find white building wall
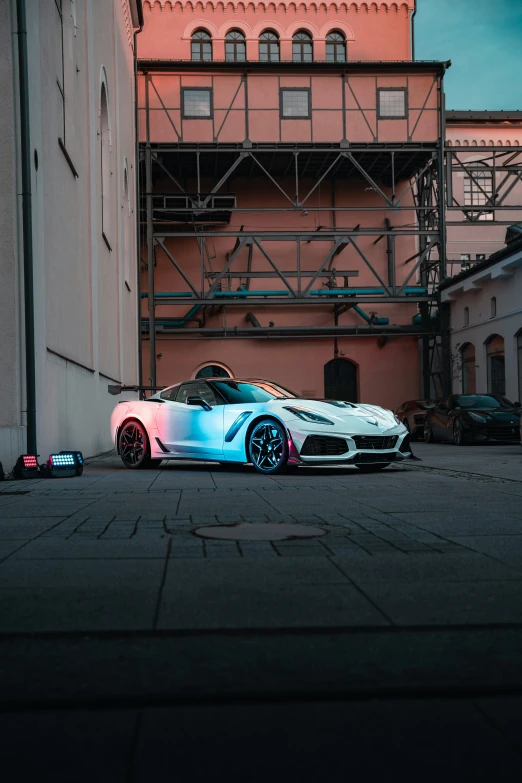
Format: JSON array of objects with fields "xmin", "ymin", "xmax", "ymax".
[
  {"xmin": 443, "ymin": 249, "xmax": 522, "ymax": 402},
  {"xmin": 0, "ymin": 0, "xmax": 140, "ymax": 469}
]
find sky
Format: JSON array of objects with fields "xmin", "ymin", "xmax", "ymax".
[{"xmin": 415, "ymin": 0, "xmax": 522, "ymax": 110}]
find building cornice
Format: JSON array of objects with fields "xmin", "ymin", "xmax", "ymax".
[
  {"xmin": 143, "ymin": 1, "xmax": 414, "ymax": 13},
  {"xmin": 138, "ymin": 57, "xmax": 447, "ymax": 73}
]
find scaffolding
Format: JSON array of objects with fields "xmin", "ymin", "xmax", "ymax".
[{"xmin": 138, "ymin": 62, "xmax": 522, "ymax": 399}]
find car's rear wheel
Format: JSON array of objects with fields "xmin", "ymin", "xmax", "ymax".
[
  {"xmin": 119, "ymin": 420, "xmax": 162, "ymax": 470},
  {"xmin": 424, "ymin": 419, "xmax": 434, "ymax": 443},
  {"xmin": 248, "ymin": 419, "xmax": 289, "ymax": 474},
  {"xmin": 453, "ymin": 418, "xmax": 466, "ymax": 446},
  {"xmin": 355, "ymin": 463, "xmax": 391, "ymax": 472}
]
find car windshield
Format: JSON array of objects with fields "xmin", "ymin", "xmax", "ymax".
[
  {"xmin": 415, "ymin": 400, "xmax": 437, "ymax": 409},
  {"xmin": 210, "ymin": 380, "xmax": 300, "ymax": 404},
  {"xmin": 454, "ymin": 395, "xmax": 513, "ymax": 410}
]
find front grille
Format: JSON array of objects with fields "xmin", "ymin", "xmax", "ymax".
[
  {"xmin": 354, "ymin": 452, "xmax": 397, "ymax": 464},
  {"xmin": 399, "ymin": 434, "xmax": 411, "ymax": 454},
  {"xmin": 300, "ymin": 435, "xmax": 348, "ymax": 456},
  {"xmin": 486, "ymin": 426, "xmax": 520, "ymax": 442},
  {"xmin": 352, "ymin": 435, "xmax": 398, "ymax": 450}
]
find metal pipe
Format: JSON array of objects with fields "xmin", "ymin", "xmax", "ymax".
[
  {"xmin": 134, "ymin": 16, "xmax": 144, "ymax": 388},
  {"xmin": 145, "ymin": 325, "xmax": 430, "ymax": 336},
  {"xmin": 411, "ymin": 1, "xmax": 417, "ymax": 61},
  {"xmin": 16, "ymin": 0, "xmax": 37, "ymax": 455},
  {"xmin": 246, "ymin": 312, "xmax": 261, "ymax": 328}
]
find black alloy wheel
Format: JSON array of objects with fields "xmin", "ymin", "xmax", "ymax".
[
  {"xmin": 248, "ymin": 419, "xmax": 289, "ymax": 474},
  {"xmin": 453, "ymin": 418, "xmax": 466, "ymax": 446},
  {"xmin": 119, "ymin": 420, "xmax": 162, "ymax": 470},
  {"xmin": 424, "ymin": 419, "xmax": 434, "ymax": 443},
  {"xmin": 355, "ymin": 463, "xmax": 391, "ymax": 472}
]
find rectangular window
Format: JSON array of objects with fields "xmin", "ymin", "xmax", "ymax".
[
  {"xmin": 377, "ymin": 88, "xmax": 407, "ymax": 119},
  {"xmin": 182, "ymin": 88, "xmax": 212, "ymax": 119},
  {"xmin": 280, "ymin": 89, "xmax": 310, "ymax": 119}
]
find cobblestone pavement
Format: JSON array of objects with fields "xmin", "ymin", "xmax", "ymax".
[{"xmin": 1, "ymin": 443, "xmax": 522, "ymax": 781}]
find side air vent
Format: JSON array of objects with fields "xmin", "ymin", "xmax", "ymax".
[{"xmin": 300, "ymin": 435, "xmax": 348, "ymax": 457}]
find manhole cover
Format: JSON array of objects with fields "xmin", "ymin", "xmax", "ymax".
[{"xmin": 193, "ymin": 523, "xmax": 327, "ymax": 541}]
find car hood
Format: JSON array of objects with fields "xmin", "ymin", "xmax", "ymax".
[
  {"xmin": 463, "ymin": 408, "xmax": 521, "ymax": 421},
  {"xmin": 271, "ymin": 399, "xmax": 402, "ymax": 432}
]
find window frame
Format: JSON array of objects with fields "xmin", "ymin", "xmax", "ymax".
[
  {"xmin": 259, "ymin": 30, "xmax": 280, "ymax": 62},
  {"xmin": 280, "ymin": 87, "xmax": 311, "ymax": 120},
  {"xmin": 225, "ymin": 29, "xmax": 246, "ymax": 62},
  {"xmin": 325, "ymin": 31, "xmax": 346, "ymax": 63},
  {"xmin": 292, "ymin": 31, "xmax": 313, "ymax": 63},
  {"xmin": 377, "ymin": 87, "xmax": 408, "ymax": 120},
  {"xmin": 191, "ymin": 29, "xmax": 212, "ymax": 62},
  {"xmin": 181, "ymin": 87, "xmax": 213, "ymax": 120}
]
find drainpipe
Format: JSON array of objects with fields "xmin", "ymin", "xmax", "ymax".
[
  {"xmin": 411, "ymin": 0, "xmax": 417, "ymax": 61},
  {"xmin": 15, "ymin": 0, "xmax": 37, "ymax": 455},
  {"xmin": 246, "ymin": 312, "xmax": 261, "ymax": 328},
  {"xmin": 134, "ymin": 12, "xmax": 144, "ymax": 388}
]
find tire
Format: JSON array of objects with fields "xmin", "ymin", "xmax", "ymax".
[
  {"xmin": 119, "ymin": 419, "xmax": 162, "ymax": 470},
  {"xmin": 424, "ymin": 419, "xmax": 434, "ymax": 443},
  {"xmin": 248, "ymin": 419, "xmax": 289, "ymax": 475},
  {"xmin": 355, "ymin": 463, "xmax": 391, "ymax": 472},
  {"xmin": 453, "ymin": 418, "xmax": 466, "ymax": 446}
]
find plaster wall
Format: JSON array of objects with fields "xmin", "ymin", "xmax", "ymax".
[
  {"xmin": 444, "ymin": 255, "xmax": 522, "ymax": 401},
  {"xmin": 0, "ymin": 0, "xmax": 140, "ymax": 468},
  {"xmin": 139, "ymin": 1, "xmax": 414, "ymax": 62},
  {"xmin": 446, "ymin": 122, "xmax": 522, "ymax": 274}
]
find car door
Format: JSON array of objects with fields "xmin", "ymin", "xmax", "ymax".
[
  {"xmin": 155, "ymin": 381, "xmax": 225, "ymax": 458},
  {"xmin": 432, "ymin": 397, "xmax": 453, "ymax": 440}
]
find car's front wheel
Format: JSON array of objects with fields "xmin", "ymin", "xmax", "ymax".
[
  {"xmin": 453, "ymin": 418, "xmax": 466, "ymax": 446},
  {"xmin": 355, "ymin": 463, "xmax": 391, "ymax": 472},
  {"xmin": 119, "ymin": 420, "xmax": 162, "ymax": 470},
  {"xmin": 248, "ymin": 419, "xmax": 289, "ymax": 474}
]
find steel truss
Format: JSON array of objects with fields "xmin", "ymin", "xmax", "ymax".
[{"xmin": 140, "ymin": 142, "xmax": 522, "ymax": 398}]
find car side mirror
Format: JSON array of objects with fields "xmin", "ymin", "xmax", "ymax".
[
  {"xmin": 438, "ymin": 403, "xmax": 447, "ymax": 411},
  {"xmin": 186, "ymin": 396, "xmax": 212, "ymax": 411}
]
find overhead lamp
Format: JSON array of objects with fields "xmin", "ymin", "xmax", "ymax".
[
  {"xmin": 40, "ymin": 452, "xmax": 83, "ymax": 479},
  {"xmin": 13, "ymin": 454, "xmax": 40, "ymax": 480}
]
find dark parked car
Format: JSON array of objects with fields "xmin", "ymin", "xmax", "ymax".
[
  {"xmin": 395, "ymin": 399, "xmax": 437, "ymax": 441},
  {"xmin": 424, "ymin": 394, "xmax": 521, "ymax": 446}
]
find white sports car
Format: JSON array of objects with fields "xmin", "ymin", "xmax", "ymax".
[{"xmin": 110, "ymin": 377, "xmax": 411, "ymax": 474}]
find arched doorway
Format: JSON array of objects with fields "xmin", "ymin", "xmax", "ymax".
[
  {"xmin": 324, "ymin": 358, "xmax": 358, "ymax": 402},
  {"xmin": 485, "ymin": 335, "xmax": 505, "ymax": 395},
  {"xmin": 195, "ymin": 363, "xmax": 232, "ymax": 379}
]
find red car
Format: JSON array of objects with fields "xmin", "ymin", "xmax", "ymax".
[{"xmin": 395, "ymin": 399, "xmax": 438, "ymax": 441}]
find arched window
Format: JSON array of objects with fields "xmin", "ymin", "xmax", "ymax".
[
  {"xmin": 461, "ymin": 343, "xmax": 476, "ymax": 394},
  {"xmin": 463, "ymin": 307, "xmax": 469, "ymax": 327},
  {"xmin": 292, "ymin": 31, "xmax": 313, "ymax": 63},
  {"xmin": 191, "ymin": 29, "xmax": 212, "ymax": 61},
  {"xmin": 259, "ymin": 30, "xmax": 279, "ymax": 62},
  {"xmin": 464, "ymin": 161, "xmax": 493, "ymax": 221},
  {"xmin": 326, "ymin": 31, "xmax": 346, "ymax": 63},
  {"xmin": 100, "ymin": 81, "xmax": 111, "ymax": 246},
  {"xmin": 225, "ymin": 30, "xmax": 246, "ymax": 62},
  {"xmin": 195, "ymin": 364, "xmax": 233, "ymax": 379},
  {"xmin": 490, "ymin": 297, "xmax": 497, "ymax": 318},
  {"xmin": 486, "ymin": 335, "xmax": 505, "ymax": 395}
]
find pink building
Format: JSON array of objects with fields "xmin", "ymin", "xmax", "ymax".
[{"xmin": 136, "ymin": 1, "xmax": 455, "ymax": 408}]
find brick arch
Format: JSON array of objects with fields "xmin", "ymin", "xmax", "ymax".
[
  {"xmin": 217, "ymin": 20, "xmax": 254, "ymax": 38},
  {"xmin": 183, "ymin": 19, "xmax": 220, "ymax": 38},
  {"xmin": 286, "ymin": 21, "xmax": 321, "ymax": 38},
  {"xmin": 251, "ymin": 20, "xmax": 287, "ymax": 39},
  {"xmin": 319, "ymin": 21, "xmax": 355, "ymax": 40}
]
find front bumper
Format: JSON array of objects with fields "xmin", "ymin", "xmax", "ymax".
[
  {"xmin": 286, "ymin": 423, "xmax": 411, "ymax": 466},
  {"xmin": 463, "ymin": 422, "xmax": 520, "ymax": 443}
]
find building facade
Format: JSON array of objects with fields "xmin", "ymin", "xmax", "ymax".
[
  {"xmin": 440, "ymin": 226, "xmax": 522, "ymax": 403},
  {"xmin": 0, "ymin": 0, "xmax": 143, "ymax": 468},
  {"xmin": 137, "ymin": 0, "xmax": 449, "ymax": 411}
]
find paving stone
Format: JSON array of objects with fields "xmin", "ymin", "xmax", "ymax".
[{"xmin": 9, "ymin": 539, "xmax": 169, "ymax": 560}]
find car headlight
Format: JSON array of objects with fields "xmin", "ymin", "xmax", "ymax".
[
  {"xmin": 393, "ymin": 414, "xmax": 402, "ymax": 425},
  {"xmin": 468, "ymin": 412, "xmax": 487, "ymax": 423},
  {"xmin": 283, "ymin": 407, "xmax": 334, "ymax": 425}
]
